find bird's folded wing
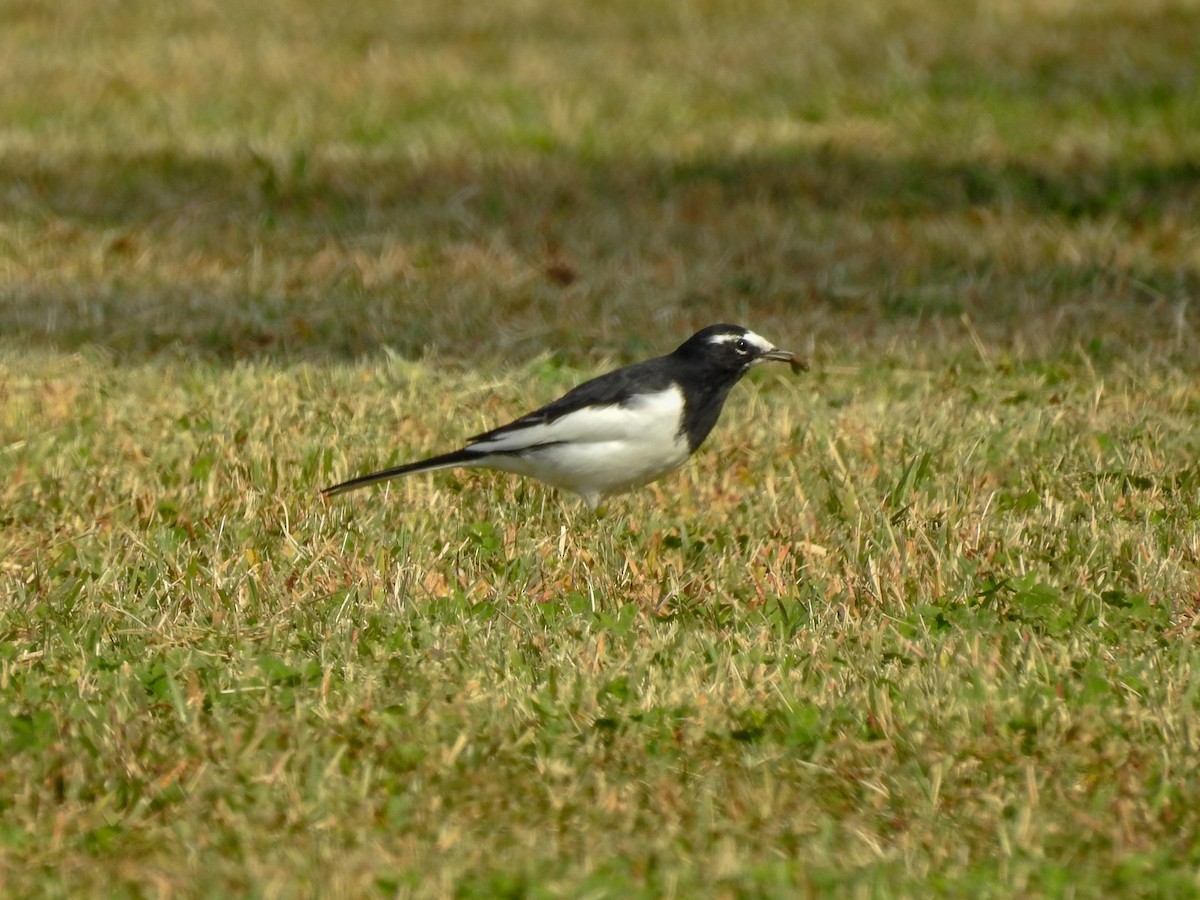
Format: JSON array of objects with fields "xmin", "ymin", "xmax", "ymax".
[
  {"xmin": 466, "ymin": 359, "xmax": 672, "ymax": 443},
  {"xmin": 468, "ymin": 385, "xmax": 684, "ymax": 455}
]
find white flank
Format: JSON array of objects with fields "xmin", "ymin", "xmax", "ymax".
[{"xmin": 469, "ymin": 386, "xmax": 691, "ymax": 507}]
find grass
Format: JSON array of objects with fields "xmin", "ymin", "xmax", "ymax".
[{"xmin": 3, "ymin": 0, "xmax": 1200, "ymax": 895}]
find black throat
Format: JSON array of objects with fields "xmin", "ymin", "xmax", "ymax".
[{"xmin": 678, "ymin": 369, "xmax": 744, "ymax": 452}]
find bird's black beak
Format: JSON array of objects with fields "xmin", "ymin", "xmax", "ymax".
[{"xmin": 761, "ymin": 347, "xmax": 808, "ymax": 374}]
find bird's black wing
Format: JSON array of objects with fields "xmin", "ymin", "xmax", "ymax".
[{"xmin": 466, "ymin": 355, "xmax": 677, "ymax": 445}]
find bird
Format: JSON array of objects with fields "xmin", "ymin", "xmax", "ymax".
[{"xmin": 321, "ymin": 324, "xmax": 807, "ymax": 509}]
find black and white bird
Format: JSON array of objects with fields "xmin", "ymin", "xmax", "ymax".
[{"xmin": 322, "ymin": 324, "xmax": 806, "ymax": 509}]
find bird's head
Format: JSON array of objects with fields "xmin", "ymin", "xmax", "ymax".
[{"xmin": 675, "ymin": 324, "xmax": 807, "ymax": 377}]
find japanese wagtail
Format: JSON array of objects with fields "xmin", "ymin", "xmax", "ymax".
[{"xmin": 322, "ymin": 324, "xmax": 806, "ymax": 509}]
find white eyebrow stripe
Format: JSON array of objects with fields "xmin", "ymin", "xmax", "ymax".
[
  {"xmin": 708, "ymin": 330, "xmax": 775, "ymax": 352},
  {"xmin": 744, "ymin": 330, "xmax": 774, "ymax": 352}
]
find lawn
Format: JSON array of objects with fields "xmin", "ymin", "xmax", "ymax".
[{"xmin": 3, "ymin": 0, "xmax": 1200, "ymax": 895}]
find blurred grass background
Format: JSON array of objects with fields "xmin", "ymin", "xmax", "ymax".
[{"xmin": 3, "ymin": 0, "xmax": 1197, "ymax": 363}]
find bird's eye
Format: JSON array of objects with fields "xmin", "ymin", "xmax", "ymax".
[{"xmin": 733, "ymin": 338, "xmax": 751, "ymax": 354}]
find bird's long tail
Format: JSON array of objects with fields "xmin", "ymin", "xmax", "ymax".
[{"xmin": 321, "ymin": 448, "xmax": 483, "ymax": 497}]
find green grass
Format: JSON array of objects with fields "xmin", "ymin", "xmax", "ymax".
[{"xmin": 3, "ymin": 0, "xmax": 1200, "ymax": 895}]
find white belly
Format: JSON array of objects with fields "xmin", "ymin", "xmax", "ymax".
[
  {"xmin": 494, "ymin": 434, "xmax": 690, "ymax": 496},
  {"xmin": 472, "ymin": 386, "xmax": 691, "ymax": 506}
]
